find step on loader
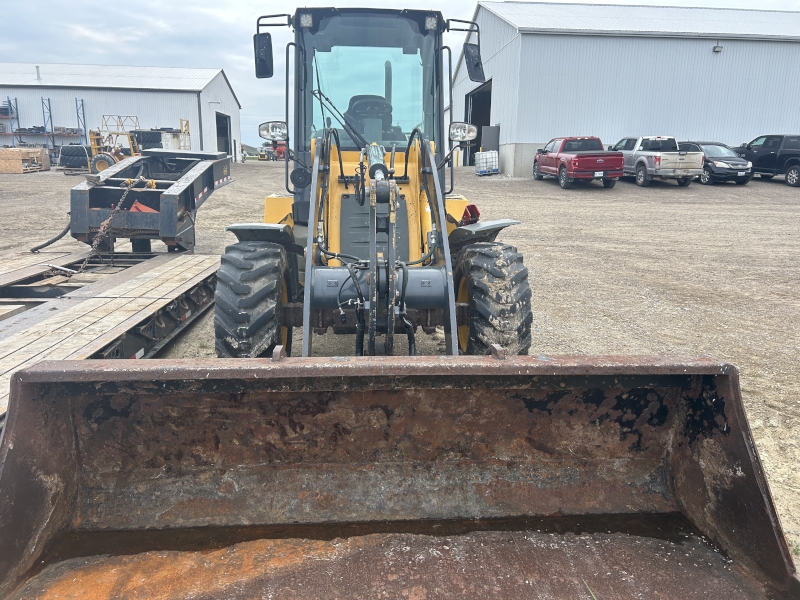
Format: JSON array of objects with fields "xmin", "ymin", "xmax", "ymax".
[{"xmin": 0, "ymin": 8, "xmax": 798, "ymax": 599}]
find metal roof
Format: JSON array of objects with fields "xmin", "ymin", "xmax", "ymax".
[
  {"xmin": 480, "ymin": 2, "xmax": 800, "ymax": 41},
  {"xmin": 0, "ymin": 63, "xmax": 223, "ymax": 92}
]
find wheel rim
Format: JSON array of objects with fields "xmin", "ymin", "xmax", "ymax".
[
  {"xmin": 96, "ymin": 158, "xmax": 110, "ymax": 171},
  {"xmin": 789, "ymin": 168, "xmax": 799, "ymax": 185},
  {"xmin": 637, "ymin": 169, "xmax": 643, "ymax": 184},
  {"xmin": 560, "ymin": 169, "xmax": 566, "ymax": 185},
  {"xmin": 280, "ymin": 277, "xmax": 289, "ymax": 347},
  {"xmin": 457, "ymin": 277, "xmax": 469, "ymax": 352},
  {"xmin": 701, "ymin": 169, "xmax": 710, "ymax": 184},
  {"xmin": 534, "ymin": 163, "xmax": 539, "ymax": 177}
]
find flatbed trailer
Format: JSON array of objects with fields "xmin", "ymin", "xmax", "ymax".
[
  {"xmin": 70, "ymin": 148, "xmax": 231, "ymax": 253},
  {"xmin": 0, "ymin": 250, "xmax": 218, "ymax": 417}
]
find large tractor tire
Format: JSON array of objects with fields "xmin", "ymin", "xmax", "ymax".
[
  {"xmin": 90, "ymin": 152, "xmax": 117, "ymax": 174},
  {"xmin": 454, "ymin": 242, "xmax": 532, "ymax": 356},
  {"xmin": 214, "ymin": 241, "xmax": 291, "ymax": 358}
]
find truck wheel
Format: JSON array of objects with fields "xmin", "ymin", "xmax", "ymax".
[
  {"xmin": 699, "ymin": 168, "xmax": 713, "ymax": 185},
  {"xmin": 786, "ymin": 165, "xmax": 800, "ymax": 187},
  {"xmin": 533, "ymin": 160, "xmax": 543, "ymax": 180},
  {"xmin": 735, "ymin": 179, "xmax": 750, "ymax": 185},
  {"xmin": 602, "ymin": 178, "xmax": 616, "ymax": 188},
  {"xmin": 558, "ymin": 166, "xmax": 572, "ymax": 189},
  {"xmin": 454, "ymin": 242, "xmax": 532, "ymax": 356},
  {"xmin": 214, "ymin": 241, "xmax": 291, "ymax": 358},
  {"xmin": 90, "ymin": 153, "xmax": 116, "ymax": 174},
  {"xmin": 677, "ymin": 177, "xmax": 692, "ymax": 187},
  {"xmin": 636, "ymin": 164, "xmax": 651, "ymax": 187}
]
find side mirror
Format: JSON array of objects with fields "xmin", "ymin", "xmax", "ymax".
[
  {"xmin": 463, "ymin": 43, "xmax": 485, "ymax": 83},
  {"xmin": 608, "ymin": 145, "xmax": 614, "ymax": 151},
  {"xmin": 259, "ymin": 121, "xmax": 288, "ymax": 141},
  {"xmin": 449, "ymin": 122, "xmax": 478, "ymax": 142},
  {"xmin": 536, "ymin": 148, "xmax": 544, "ymax": 155},
  {"xmin": 253, "ymin": 32, "xmax": 274, "ymax": 79}
]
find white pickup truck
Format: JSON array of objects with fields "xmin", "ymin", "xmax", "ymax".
[{"xmin": 610, "ymin": 136, "xmax": 704, "ymax": 187}]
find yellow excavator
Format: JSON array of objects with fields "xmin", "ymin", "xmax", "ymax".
[{"xmin": 0, "ymin": 8, "xmax": 797, "ymax": 599}]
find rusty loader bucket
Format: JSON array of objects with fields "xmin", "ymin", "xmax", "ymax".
[{"xmin": 1, "ymin": 356, "xmax": 798, "ymax": 598}]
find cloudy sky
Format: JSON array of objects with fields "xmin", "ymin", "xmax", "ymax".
[{"xmin": 1, "ymin": 0, "xmax": 797, "ymax": 147}]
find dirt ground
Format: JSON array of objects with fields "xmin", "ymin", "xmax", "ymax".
[{"xmin": 1, "ymin": 161, "xmax": 798, "ymax": 555}]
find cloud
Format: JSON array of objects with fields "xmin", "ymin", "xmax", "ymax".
[{"xmin": 2, "ymin": 0, "xmax": 799, "ymax": 146}]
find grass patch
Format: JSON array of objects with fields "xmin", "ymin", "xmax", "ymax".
[
  {"xmin": 789, "ymin": 539, "xmax": 800, "ymax": 558},
  {"xmin": 582, "ymin": 578, "xmax": 599, "ymax": 600}
]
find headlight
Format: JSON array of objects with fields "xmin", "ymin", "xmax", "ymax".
[
  {"xmin": 713, "ymin": 161, "xmax": 731, "ymax": 169},
  {"xmin": 259, "ymin": 121, "xmax": 288, "ymax": 141},
  {"xmin": 746, "ymin": 161, "xmax": 752, "ymax": 168},
  {"xmin": 449, "ymin": 122, "xmax": 477, "ymax": 142}
]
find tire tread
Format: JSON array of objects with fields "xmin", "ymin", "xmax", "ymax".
[
  {"xmin": 454, "ymin": 242, "xmax": 533, "ymax": 356},
  {"xmin": 214, "ymin": 241, "xmax": 287, "ymax": 358}
]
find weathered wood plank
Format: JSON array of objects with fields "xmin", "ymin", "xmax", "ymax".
[
  {"xmin": 0, "ymin": 253, "xmax": 220, "ymax": 416},
  {"xmin": 0, "ymin": 305, "xmax": 25, "ymax": 322}
]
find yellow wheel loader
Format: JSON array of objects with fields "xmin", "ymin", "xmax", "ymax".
[{"xmin": 0, "ymin": 8, "xmax": 798, "ymax": 599}]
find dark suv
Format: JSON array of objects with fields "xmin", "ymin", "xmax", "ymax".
[
  {"xmin": 733, "ymin": 135, "xmax": 800, "ymax": 187},
  {"xmin": 679, "ymin": 141, "xmax": 752, "ymax": 185}
]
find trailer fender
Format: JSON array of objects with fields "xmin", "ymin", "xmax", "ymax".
[{"xmin": 448, "ymin": 219, "xmax": 520, "ymax": 254}]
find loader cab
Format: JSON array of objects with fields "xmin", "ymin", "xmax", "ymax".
[
  {"xmin": 296, "ymin": 10, "xmax": 443, "ymax": 151},
  {"xmin": 255, "ymin": 9, "xmax": 484, "ymax": 226}
]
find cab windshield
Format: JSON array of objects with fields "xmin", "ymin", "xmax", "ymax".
[{"xmin": 299, "ymin": 13, "xmax": 439, "ymax": 151}]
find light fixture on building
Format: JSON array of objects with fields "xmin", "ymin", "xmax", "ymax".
[{"xmin": 713, "ymin": 44, "xmax": 723, "ymax": 52}]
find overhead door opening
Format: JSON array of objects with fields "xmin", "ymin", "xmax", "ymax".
[
  {"xmin": 216, "ymin": 112, "xmax": 231, "ymax": 155},
  {"xmin": 465, "ymin": 80, "xmax": 492, "ymax": 166}
]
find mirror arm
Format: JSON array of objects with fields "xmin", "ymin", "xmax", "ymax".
[
  {"xmin": 256, "ymin": 14, "xmax": 292, "ymax": 31},
  {"xmin": 437, "ymin": 142, "xmax": 470, "ymax": 171},
  {"xmin": 443, "ymin": 45, "xmax": 455, "ymax": 195},
  {"xmin": 285, "ymin": 42, "xmax": 298, "ymax": 195},
  {"xmin": 447, "ymin": 18, "xmax": 482, "ymax": 61}
]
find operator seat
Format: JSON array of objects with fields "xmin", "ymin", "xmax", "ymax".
[
  {"xmin": 343, "ymin": 95, "xmax": 393, "ymax": 133},
  {"xmin": 343, "ymin": 95, "xmax": 405, "ymax": 142}
]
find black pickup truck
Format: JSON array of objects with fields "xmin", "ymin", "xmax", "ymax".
[{"xmin": 733, "ymin": 135, "xmax": 800, "ymax": 187}]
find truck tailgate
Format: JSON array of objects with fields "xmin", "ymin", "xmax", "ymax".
[
  {"xmin": 659, "ymin": 151, "xmax": 703, "ymax": 170},
  {"xmin": 574, "ymin": 152, "xmax": 623, "ymax": 171}
]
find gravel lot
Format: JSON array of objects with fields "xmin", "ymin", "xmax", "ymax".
[{"xmin": 1, "ymin": 161, "xmax": 798, "ymax": 554}]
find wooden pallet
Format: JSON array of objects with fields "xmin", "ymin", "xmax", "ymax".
[{"xmin": 0, "ymin": 254, "xmax": 219, "ymax": 414}]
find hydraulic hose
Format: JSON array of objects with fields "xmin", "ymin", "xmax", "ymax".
[
  {"xmin": 403, "ymin": 317, "xmax": 416, "ymax": 356},
  {"xmin": 30, "ymin": 220, "xmax": 71, "ymax": 253},
  {"xmin": 402, "ymin": 128, "xmax": 424, "ymax": 180},
  {"xmin": 398, "ymin": 262, "xmax": 416, "ymax": 356},
  {"xmin": 348, "ymin": 263, "xmax": 367, "ymax": 356}
]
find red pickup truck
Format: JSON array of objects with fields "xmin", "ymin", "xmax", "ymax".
[{"xmin": 533, "ymin": 137, "xmax": 624, "ymax": 189}]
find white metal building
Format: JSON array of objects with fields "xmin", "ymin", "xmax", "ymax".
[
  {"xmin": 452, "ymin": 2, "xmax": 800, "ymax": 175},
  {"xmin": 0, "ymin": 63, "xmax": 241, "ymax": 157}
]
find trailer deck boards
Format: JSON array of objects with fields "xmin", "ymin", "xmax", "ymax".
[
  {"xmin": 0, "ymin": 250, "xmax": 91, "ymax": 288},
  {"xmin": 0, "ymin": 253, "xmax": 219, "ymax": 415}
]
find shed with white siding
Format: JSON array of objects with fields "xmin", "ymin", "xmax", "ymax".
[
  {"xmin": 0, "ymin": 63, "xmax": 241, "ymax": 158},
  {"xmin": 452, "ymin": 2, "xmax": 800, "ymax": 175}
]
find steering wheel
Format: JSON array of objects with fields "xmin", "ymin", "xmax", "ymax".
[{"xmin": 350, "ymin": 97, "xmax": 392, "ymax": 120}]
